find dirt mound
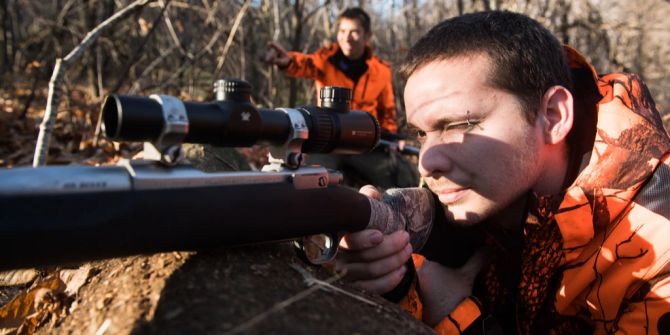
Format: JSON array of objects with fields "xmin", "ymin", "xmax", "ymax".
[{"xmin": 1, "ymin": 244, "xmax": 431, "ymax": 334}]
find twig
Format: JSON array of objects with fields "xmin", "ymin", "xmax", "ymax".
[
  {"xmin": 158, "ymin": 1, "xmax": 250, "ymax": 91},
  {"xmin": 213, "ymin": 0, "xmax": 250, "ymax": 79},
  {"xmin": 128, "ymin": 45, "xmax": 178, "ymax": 94},
  {"xmin": 110, "ymin": 0, "xmax": 171, "ymax": 93},
  {"xmin": 291, "ymin": 263, "xmax": 379, "ymax": 306},
  {"xmin": 32, "ymin": 0, "xmax": 152, "ymax": 167},
  {"xmin": 202, "ymin": 8, "xmax": 233, "ymax": 55},
  {"xmin": 161, "ymin": 0, "xmax": 193, "ymax": 60},
  {"xmin": 223, "ymin": 263, "xmax": 377, "ymax": 335}
]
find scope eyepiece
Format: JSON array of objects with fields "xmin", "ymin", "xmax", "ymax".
[{"xmin": 101, "ymin": 80, "xmax": 380, "ymax": 155}]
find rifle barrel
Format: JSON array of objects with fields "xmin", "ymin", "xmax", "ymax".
[{"xmin": 0, "ymin": 166, "xmax": 371, "ymax": 270}]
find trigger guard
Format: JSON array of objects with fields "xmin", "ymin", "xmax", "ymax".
[{"xmin": 294, "ymin": 233, "xmax": 340, "ymax": 265}]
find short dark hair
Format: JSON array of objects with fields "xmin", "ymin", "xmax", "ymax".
[
  {"xmin": 401, "ymin": 11, "xmax": 572, "ymax": 121},
  {"xmin": 338, "ymin": 7, "xmax": 371, "ymax": 33}
]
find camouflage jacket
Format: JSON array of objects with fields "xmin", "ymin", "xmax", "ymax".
[{"xmin": 402, "ymin": 46, "xmax": 670, "ymax": 335}]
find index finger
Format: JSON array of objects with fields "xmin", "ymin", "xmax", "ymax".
[
  {"xmin": 340, "ymin": 229, "xmax": 383, "ymax": 250},
  {"xmin": 266, "ymin": 41, "xmax": 286, "ymax": 54}
]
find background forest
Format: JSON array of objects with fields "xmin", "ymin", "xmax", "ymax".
[
  {"xmin": 0, "ymin": 0, "xmax": 669, "ymax": 166},
  {"xmin": 0, "ymin": 2, "xmax": 669, "ymax": 334}
]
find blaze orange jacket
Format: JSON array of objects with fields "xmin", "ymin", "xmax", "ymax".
[
  {"xmin": 284, "ymin": 43, "xmax": 398, "ymax": 133},
  {"xmin": 401, "ymin": 47, "xmax": 670, "ymax": 334}
]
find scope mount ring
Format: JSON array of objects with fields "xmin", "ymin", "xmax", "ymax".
[
  {"xmin": 145, "ymin": 94, "xmax": 189, "ymax": 165},
  {"xmin": 266, "ymin": 108, "xmax": 308, "ymax": 170}
]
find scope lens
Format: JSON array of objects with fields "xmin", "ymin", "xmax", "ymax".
[{"xmin": 102, "ymin": 95, "xmax": 164, "ymax": 142}]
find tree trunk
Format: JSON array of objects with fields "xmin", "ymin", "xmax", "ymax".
[{"xmin": 288, "ymin": 0, "xmax": 304, "ymax": 107}]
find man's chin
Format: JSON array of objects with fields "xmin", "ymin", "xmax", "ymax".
[{"xmin": 441, "ymin": 203, "xmax": 484, "ymax": 227}]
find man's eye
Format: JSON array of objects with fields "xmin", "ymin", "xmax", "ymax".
[
  {"xmin": 409, "ymin": 129, "xmax": 426, "ymax": 141},
  {"xmin": 445, "ymin": 120, "xmax": 480, "ymax": 132}
]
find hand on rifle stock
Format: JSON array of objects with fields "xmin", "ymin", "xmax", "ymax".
[
  {"xmin": 323, "ymin": 184, "xmax": 486, "ymax": 326},
  {"xmin": 325, "ymin": 185, "xmax": 414, "ymax": 294}
]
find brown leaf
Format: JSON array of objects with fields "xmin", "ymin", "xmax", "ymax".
[
  {"xmin": 0, "ymin": 270, "xmax": 38, "ymax": 287},
  {"xmin": 0, "ymin": 272, "xmax": 65, "ymax": 332},
  {"xmin": 60, "ymin": 265, "xmax": 91, "ymax": 297}
]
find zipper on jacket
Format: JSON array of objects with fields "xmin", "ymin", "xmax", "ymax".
[{"xmin": 360, "ymin": 73, "xmax": 370, "ymax": 100}]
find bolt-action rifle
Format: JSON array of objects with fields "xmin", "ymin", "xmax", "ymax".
[{"xmin": 0, "ymin": 79, "xmax": 435, "ymax": 271}]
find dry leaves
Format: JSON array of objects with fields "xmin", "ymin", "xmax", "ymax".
[
  {"xmin": 0, "ymin": 87, "xmax": 141, "ymax": 168},
  {"xmin": 0, "ymin": 271, "xmax": 38, "ymax": 288},
  {"xmin": 0, "ymin": 266, "xmax": 92, "ymax": 335}
]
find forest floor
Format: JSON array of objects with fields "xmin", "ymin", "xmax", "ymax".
[
  {"xmin": 0, "ymin": 85, "xmax": 130, "ymax": 167},
  {"xmin": 0, "ymin": 87, "xmax": 433, "ymax": 335}
]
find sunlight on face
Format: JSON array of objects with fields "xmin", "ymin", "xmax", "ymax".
[
  {"xmin": 405, "ymin": 54, "xmax": 544, "ymax": 226},
  {"xmin": 337, "ymin": 17, "xmax": 369, "ymax": 60}
]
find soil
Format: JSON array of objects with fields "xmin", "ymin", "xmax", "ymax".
[{"xmin": 30, "ymin": 244, "xmax": 433, "ymax": 335}]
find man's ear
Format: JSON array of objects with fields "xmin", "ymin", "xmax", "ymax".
[{"xmin": 538, "ymin": 85, "xmax": 574, "ymax": 144}]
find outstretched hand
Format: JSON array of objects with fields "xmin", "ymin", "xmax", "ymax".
[
  {"xmin": 263, "ymin": 41, "xmax": 291, "ymax": 67},
  {"xmin": 326, "ymin": 185, "xmax": 413, "ymax": 294}
]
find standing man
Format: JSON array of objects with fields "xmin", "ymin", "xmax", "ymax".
[
  {"xmin": 332, "ymin": 11, "xmax": 670, "ymax": 334},
  {"xmin": 263, "ymin": 7, "xmax": 418, "ymax": 189}
]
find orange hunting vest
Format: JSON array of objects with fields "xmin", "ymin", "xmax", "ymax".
[{"xmin": 284, "ymin": 43, "xmax": 398, "ymax": 133}]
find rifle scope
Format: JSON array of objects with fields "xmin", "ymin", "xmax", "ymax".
[{"xmin": 102, "ymin": 79, "xmax": 380, "ymax": 154}]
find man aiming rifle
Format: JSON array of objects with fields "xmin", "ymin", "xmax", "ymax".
[{"xmin": 333, "ymin": 11, "xmax": 670, "ymax": 334}]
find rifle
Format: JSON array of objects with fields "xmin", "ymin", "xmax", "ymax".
[
  {"xmin": 379, "ymin": 132, "xmax": 420, "ymax": 157},
  {"xmin": 0, "ymin": 80, "xmax": 435, "ymax": 271}
]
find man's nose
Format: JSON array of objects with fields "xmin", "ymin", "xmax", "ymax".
[{"xmin": 418, "ymin": 137, "xmax": 452, "ymax": 178}]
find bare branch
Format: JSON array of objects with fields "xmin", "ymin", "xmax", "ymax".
[
  {"xmin": 110, "ymin": 0, "xmax": 171, "ymax": 93},
  {"xmin": 213, "ymin": 0, "xmax": 251, "ymax": 79},
  {"xmin": 129, "ymin": 44, "xmax": 178, "ymax": 94},
  {"xmin": 33, "ymin": 0, "xmax": 153, "ymax": 167},
  {"xmin": 162, "ymin": 1, "xmax": 194, "ymax": 59}
]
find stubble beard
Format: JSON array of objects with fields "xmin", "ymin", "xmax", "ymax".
[{"xmin": 433, "ymin": 130, "xmax": 542, "ymax": 228}]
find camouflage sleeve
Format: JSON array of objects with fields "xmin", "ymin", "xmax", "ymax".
[{"xmin": 608, "ymin": 155, "xmax": 670, "ymax": 335}]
